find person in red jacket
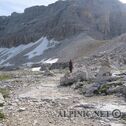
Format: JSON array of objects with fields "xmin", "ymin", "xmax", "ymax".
[{"xmin": 69, "ymin": 59, "xmax": 73, "ymax": 73}]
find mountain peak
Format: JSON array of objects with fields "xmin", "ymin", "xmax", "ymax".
[{"xmin": 0, "ymin": 0, "xmax": 126, "ymax": 47}]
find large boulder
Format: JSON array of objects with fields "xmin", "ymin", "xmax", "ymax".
[
  {"xmin": 84, "ymin": 79, "xmax": 124, "ymax": 97},
  {"xmin": 84, "ymin": 83, "xmax": 101, "ymax": 97},
  {"xmin": 72, "ymin": 82, "xmax": 84, "ymax": 90},
  {"xmin": 60, "ymin": 73, "xmax": 76, "ymax": 86},
  {"xmin": 107, "ymin": 86, "xmax": 123, "ymax": 95},
  {"xmin": 43, "ymin": 68, "xmax": 54, "ymax": 76},
  {"xmin": 96, "ymin": 57, "xmax": 112, "ymax": 82},
  {"xmin": 60, "ymin": 70, "xmax": 87, "ymax": 86},
  {"xmin": 73, "ymin": 71, "xmax": 88, "ymax": 81}
]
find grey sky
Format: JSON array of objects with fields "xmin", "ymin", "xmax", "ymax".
[
  {"xmin": 0, "ymin": 0, "xmax": 126, "ymax": 16},
  {"xmin": 0, "ymin": 0, "xmax": 58, "ymax": 16}
]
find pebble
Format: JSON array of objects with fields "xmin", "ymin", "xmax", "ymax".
[{"xmin": 18, "ymin": 107, "xmax": 26, "ymax": 112}]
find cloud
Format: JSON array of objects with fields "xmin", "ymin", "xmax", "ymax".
[
  {"xmin": 119, "ymin": 0, "xmax": 126, "ymax": 3},
  {"xmin": 0, "ymin": 0, "xmax": 58, "ymax": 16}
]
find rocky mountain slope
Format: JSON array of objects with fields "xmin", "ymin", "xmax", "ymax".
[
  {"xmin": 1, "ymin": 0, "xmax": 126, "ymax": 67},
  {"xmin": 0, "ymin": 32, "xmax": 126, "ymax": 67},
  {"xmin": 1, "ymin": 0, "xmax": 126, "ymax": 47}
]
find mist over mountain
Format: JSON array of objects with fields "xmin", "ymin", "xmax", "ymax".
[{"xmin": 0, "ymin": 0, "xmax": 126, "ymax": 47}]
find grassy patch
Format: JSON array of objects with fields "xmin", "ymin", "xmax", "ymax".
[
  {"xmin": 0, "ymin": 88, "xmax": 9, "ymax": 98},
  {"xmin": 98, "ymin": 85, "xmax": 110, "ymax": 94},
  {"xmin": 0, "ymin": 74, "xmax": 11, "ymax": 81},
  {"xmin": 93, "ymin": 84, "xmax": 110, "ymax": 95},
  {"xmin": 95, "ymin": 80, "xmax": 123, "ymax": 95},
  {"xmin": 0, "ymin": 111, "xmax": 5, "ymax": 120}
]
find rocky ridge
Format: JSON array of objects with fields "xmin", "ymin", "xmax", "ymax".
[{"xmin": 1, "ymin": 0, "xmax": 126, "ymax": 47}]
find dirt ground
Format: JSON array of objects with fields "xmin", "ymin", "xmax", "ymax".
[{"xmin": 1, "ymin": 70, "xmax": 125, "ymax": 126}]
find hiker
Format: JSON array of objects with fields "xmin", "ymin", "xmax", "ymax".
[{"xmin": 69, "ymin": 59, "xmax": 73, "ymax": 73}]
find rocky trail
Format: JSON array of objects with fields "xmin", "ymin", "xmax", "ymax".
[{"xmin": 0, "ymin": 70, "xmax": 125, "ymax": 126}]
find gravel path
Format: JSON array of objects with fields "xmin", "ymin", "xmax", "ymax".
[{"xmin": 1, "ymin": 70, "xmax": 126, "ymax": 126}]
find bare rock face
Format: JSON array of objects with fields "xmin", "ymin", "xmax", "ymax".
[{"xmin": 1, "ymin": 0, "xmax": 126, "ymax": 47}]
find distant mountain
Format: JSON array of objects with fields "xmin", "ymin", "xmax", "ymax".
[
  {"xmin": 1, "ymin": 0, "xmax": 126, "ymax": 67},
  {"xmin": 0, "ymin": 0, "xmax": 126, "ymax": 47}
]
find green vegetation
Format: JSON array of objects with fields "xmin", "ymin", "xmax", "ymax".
[
  {"xmin": 0, "ymin": 111, "xmax": 5, "ymax": 120},
  {"xmin": 93, "ymin": 84, "xmax": 110, "ymax": 95},
  {"xmin": 98, "ymin": 85, "xmax": 110, "ymax": 94},
  {"xmin": 94, "ymin": 80, "xmax": 123, "ymax": 95},
  {"xmin": 0, "ymin": 88, "xmax": 9, "ymax": 98},
  {"xmin": 0, "ymin": 74, "xmax": 11, "ymax": 81}
]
